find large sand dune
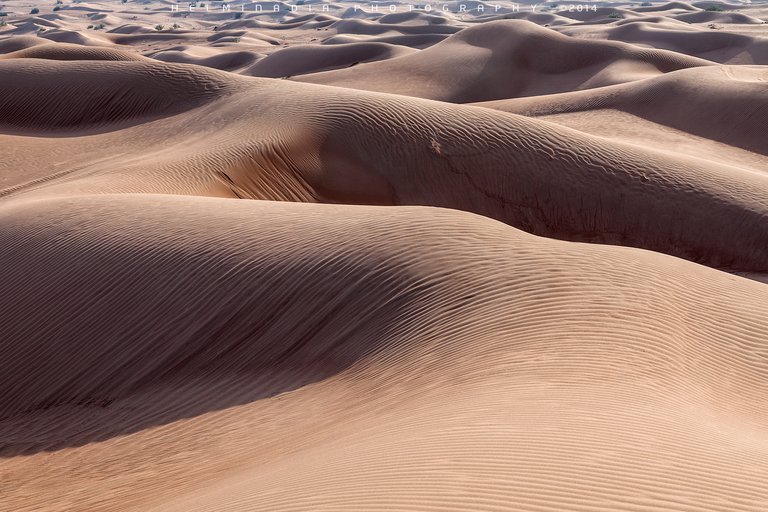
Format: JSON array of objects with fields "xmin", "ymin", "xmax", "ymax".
[
  {"xmin": 294, "ymin": 19, "xmax": 714, "ymax": 100},
  {"xmin": 2, "ymin": 58, "xmax": 766, "ymax": 270},
  {"xmin": 476, "ymin": 64, "xmax": 768, "ymax": 153},
  {"xmin": 2, "ymin": 195, "xmax": 768, "ymax": 511},
  {"xmin": 1, "ymin": 0, "xmax": 767, "ymax": 510}
]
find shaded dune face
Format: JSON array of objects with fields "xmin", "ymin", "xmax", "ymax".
[
  {"xmin": 1, "ymin": 3, "xmax": 768, "ymax": 511},
  {"xmin": 582, "ymin": 20, "xmax": 768, "ymax": 64},
  {"xmin": 1, "ymin": 196, "xmax": 767, "ymax": 441},
  {"xmin": 476, "ymin": 65, "xmax": 768, "ymax": 155},
  {"xmin": 149, "ymin": 48, "xmax": 262, "ymax": 73},
  {"xmin": 0, "ymin": 42, "xmax": 152, "ymax": 61},
  {"xmin": 0, "ymin": 35, "xmax": 56, "ymax": 53},
  {"xmin": 0, "ymin": 60, "xmax": 241, "ymax": 131},
  {"xmin": 1, "ymin": 196, "xmax": 768, "ymax": 511},
  {"xmin": 242, "ymin": 41, "xmax": 417, "ymax": 78},
  {"xmin": 295, "ymin": 20, "xmax": 714, "ymax": 101},
  {"xmin": 1, "ymin": 58, "xmax": 766, "ymax": 271},
  {"xmin": 0, "ymin": 197, "xmax": 449, "ymax": 452}
]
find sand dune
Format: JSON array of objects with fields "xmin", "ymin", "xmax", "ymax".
[
  {"xmin": 476, "ymin": 65, "xmax": 768, "ymax": 154},
  {"xmin": 478, "ymin": 11, "xmax": 576, "ymax": 26},
  {"xmin": 1, "ymin": 1, "xmax": 768, "ymax": 511},
  {"xmin": 244, "ymin": 41, "xmax": 416, "ymax": 77},
  {"xmin": 2, "ymin": 58, "xmax": 767, "ymax": 271},
  {"xmin": 295, "ymin": 20, "xmax": 713, "ymax": 101},
  {"xmin": 675, "ymin": 10, "xmax": 767, "ymax": 23},
  {"xmin": 323, "ymin": 31, "xmax": 450, "ymax": 47},
  {"xmin": 636, "ymin": 1, "xmax": 701, "ymax": 11},
  {"xmin": 0, "ymin": 60, "xmax": 239, "ymax": 130},
  {"xmin": 0, "ymin": 41, "xmax": 149, "ymax": 60},
  {"xmin": 2, "ymin": 196, "xmax": 768, "ymax": 511},
  {"xmin": 587, "ymin": 19, "xmax": 768, "ymax": 64},
  {"xmin": 107, "ymin": 23, "xmax": 161, "ymax": 34},
  {"xmin": 149, "ymin": 46, "xmax": 262, "ymax": 71},
  {"xmin": 38, "ymin": 27, "xmax": 114, "ymax": 45},
  {"xmin": 0, "ymin": 35, "xmax": 52, "ymax": 52},
  {"xmin": 328, "ymin": 17, "xmax": 462, "ymax": 35}
]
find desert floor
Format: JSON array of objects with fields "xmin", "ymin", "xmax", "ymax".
[{"xmin": 1, "ymin": 0, "xmax": 768, "ymax": 510}]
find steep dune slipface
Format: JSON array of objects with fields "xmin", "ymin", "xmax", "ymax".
[
  {"xmin": 1, "ymin": 2, "xmax": 768, "ymax": 511},
  {"xmin": 0, "ymin": 197, "xmax": 449, "ymax": 437},
  {"xmin": 0, "ymin": 59, "xmax": 241, "ymax": 130},
  {"xmin": 322, "ymin": 31, "xmax": 451, "ymax": 48},
  {"xmin": 149, "ymin": 47, "xmax": 262, "ymax": 72},
  {"xmin": 1, "ymin": 196, "xmax": 767, "ymax": 511},
  {"xmin": 243, "ymin": 41, "xmax": 416, "ymax": 77},
  {"xmin": 2, "ymin": 59, "xmax": 767, "ymax": 271}
]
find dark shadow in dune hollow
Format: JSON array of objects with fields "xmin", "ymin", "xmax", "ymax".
[{"xmin": 0, "ymin": 229, "xmax": 434, "ymax": 457}]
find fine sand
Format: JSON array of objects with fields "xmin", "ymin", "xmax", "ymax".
[{"xmin": 1, "ymin": 0, "xmax": 767, "ymax": 511}]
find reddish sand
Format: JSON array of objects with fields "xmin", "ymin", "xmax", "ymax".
[{"xmin": 1, "ymin": 1, "xmax": 767, "ymax": 511}]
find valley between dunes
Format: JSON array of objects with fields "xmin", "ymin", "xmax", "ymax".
[{"xmin": 1, "ymin": 1, "xmax": 767, "ymax": 510}]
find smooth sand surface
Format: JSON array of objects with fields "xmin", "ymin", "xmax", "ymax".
[{"xmin": 1, "ymin": 1, "xmax": 767, "ymax": 511}]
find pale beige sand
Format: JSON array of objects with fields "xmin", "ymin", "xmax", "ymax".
[
  {"xmin": 3, "ymin": 58, "xmax": 767, "ymax": 269},
  {"xmin": 1, "ymin": 1, "xmax": 767, "ymax": 511},
  {"xmin": 474, "ymin": 65, "xmax": 768, "ymax": 154},
  {"xmin": 2, "ymin": 196, "xmax": 768, "ymax": 512}
]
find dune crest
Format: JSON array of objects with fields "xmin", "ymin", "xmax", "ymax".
[
  {"xmin": 295, "ymin": 19, "xmax": 714, "ymax": 101},
  {"xmin": 1, "ymin": 1, "xmax": 768, "ymax": 511}
]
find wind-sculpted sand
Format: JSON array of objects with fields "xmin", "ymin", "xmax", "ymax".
[{"xmin": 1, "ymin": 0, "xmax": 767, "ymax": 511}]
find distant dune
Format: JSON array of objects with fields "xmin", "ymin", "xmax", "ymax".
[
  {"xmin": 294, "ymin": 20, "xmax": 714, "ymax": 100},
  {"xmin": 1, "ymin": 1, "xmax": 767, "ymax": 511}
]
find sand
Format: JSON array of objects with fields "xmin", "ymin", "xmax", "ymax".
[{"xmin": 1, "ymin": 0, "xmax": 767, "ymax": 511}]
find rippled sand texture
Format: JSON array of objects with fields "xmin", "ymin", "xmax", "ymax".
[{"xmin": 1, "ymin": 1, "xmax": 768, "ymax": 511}]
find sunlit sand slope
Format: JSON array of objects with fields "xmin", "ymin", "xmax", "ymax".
[
  {"xmin": 1, "ymin": 2, "xmax": 767, "ymax": 511},
  {"xmin": 1, "ymin": 59, "xmax": 767, "ymax": 271},
  {"xmin": 1, "ymin": 196, "xmax": 767, "ymax": 511}
]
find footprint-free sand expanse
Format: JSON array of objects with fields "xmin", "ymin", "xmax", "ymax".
[{"xmin": 1, "ymin": 1, "xmax": 767, "ymax": 510}]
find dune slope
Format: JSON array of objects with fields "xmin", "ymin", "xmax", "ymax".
[
  {"xmin": 1, "ymin": 196, "xmax": 768, "ymax": 511},
  {"xmin": 2, "ymin": 58, "xmax": 767, "ymax": 272},
  {"xmin": 295, "ymin": 19, "xmax": 713, "ymax": 102},
  {"xmin": 1, "ymin": 2, "xmax": 767, "ymax": 511}
]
